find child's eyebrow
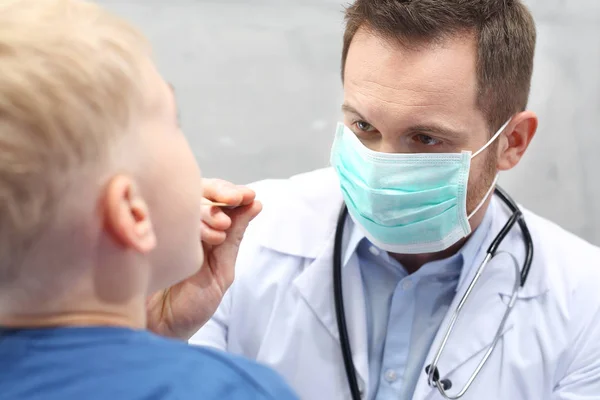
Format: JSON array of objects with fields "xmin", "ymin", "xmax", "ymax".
[
  {"xmin": 168, "ymin": 83, "xmax": 177, "ymax": 101},
  {"xmin": 167, "ymin": 82, "xmax": 179, "ymax": 111}
]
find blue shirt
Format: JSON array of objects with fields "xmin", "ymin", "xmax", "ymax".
[
  {"xmin": 0, "ymin": 326, "xmax": 298, "ymax": 400},
  {"xmin": 348, "ymin": 210, "xmax": 493, "ymax": 400}
]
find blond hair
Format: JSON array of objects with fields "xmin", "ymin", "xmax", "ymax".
[{"xmin": 0, "ymin": 0, "xmax": 151, "ymax": 286}]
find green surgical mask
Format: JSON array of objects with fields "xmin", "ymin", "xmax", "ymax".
[{"xmin": 330, "ymin": 120, "xmax": 509, "ymax": 254}]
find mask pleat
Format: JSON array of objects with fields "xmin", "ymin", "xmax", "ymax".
[{"xmin": 331, "ymin": 123, "xmax": 472, "ymax": 253}]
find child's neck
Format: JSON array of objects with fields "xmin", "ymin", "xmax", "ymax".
[
  {"xmin": 1, "ymin": 312, "xmax": 144, "ymax": 330},
  {"xmin": 0, "ymin": 302, "xmax": 146, "ymax": 330},
  {"xmin": 0, "ymin": 266, "xmax": 151, "ymax": 331}
]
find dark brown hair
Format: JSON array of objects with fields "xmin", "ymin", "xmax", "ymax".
[{"xmin": 342, "ymin": 0, "xmax": 537, "ymax": 132}]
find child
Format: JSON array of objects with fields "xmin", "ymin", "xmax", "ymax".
[{"xmin": 0, "ymin": 0, "xmax": 297, "ymax": 399}]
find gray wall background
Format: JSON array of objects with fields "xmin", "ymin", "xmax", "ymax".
[{"xmin": 98, "ymin": 0, "xmax": 600, "ymax": 245}]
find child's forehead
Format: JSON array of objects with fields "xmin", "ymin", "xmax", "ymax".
[{"xmin": 136, "ymin": 65, "xmax": 175, "ymax": 119}]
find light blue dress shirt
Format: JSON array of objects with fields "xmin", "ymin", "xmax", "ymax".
[{"xmin": 345, "ymin": 209, "xmax": 493, "ymax": 400}]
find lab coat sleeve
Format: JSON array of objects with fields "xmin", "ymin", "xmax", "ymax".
[
  {"xmin": 188, "ymin": 286, "xmax": 232, "ymax": 351},
  {"xmin": 552, "ymin": 279, "xmax": 600, "ymax": 399}
]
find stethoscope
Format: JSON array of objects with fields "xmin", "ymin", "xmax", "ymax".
[{"xmin": 333, "ymin": 186, "xmax": 534, "ymax": 400}]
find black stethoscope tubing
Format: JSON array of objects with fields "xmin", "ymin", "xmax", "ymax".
[{"xmin": 333, "ymin": 186, "xmax": 534, "ymax": 400}]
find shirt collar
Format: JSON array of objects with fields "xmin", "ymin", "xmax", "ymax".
[
  {"xmin": 343, "ymin": 217, "xmax": 367, "ymax": 266},
  {"xmin": 342, "ymin": 200, "xmax": 496, "ymax": 287}
]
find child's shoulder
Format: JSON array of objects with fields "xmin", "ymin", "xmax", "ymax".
[
  {"xmin": 168, "ymin": 342, "xmax": 298, "ymax": 399},
  {"xmin": 123, "ymin": 332, "xmax": 298, "ymax": 400},
  {"xmin": 0, "ymin": 327, "xmax": 298, "ymax": 400}
]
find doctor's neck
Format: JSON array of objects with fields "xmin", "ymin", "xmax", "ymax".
[
  {"xmin": 391, "ymin": 239, "xmax": 470, "ymax": 274},
  {"xmin": 390, "ymin": 198, "xmax": 490, "ymax": 274}
]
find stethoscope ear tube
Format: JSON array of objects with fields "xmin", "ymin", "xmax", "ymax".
[
  {"xmin": 492, "ymin": 186, "xmax": 534, "ymax": 286},
  {"xmin": 333, "ymin": 205, "xmax": 363, "ymax": 400}
]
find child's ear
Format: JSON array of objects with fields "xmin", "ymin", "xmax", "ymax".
[{"xmin": 103, "ymin": 175, "xmax": 156, "ymax": 253}]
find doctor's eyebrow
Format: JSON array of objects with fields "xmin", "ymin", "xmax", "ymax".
[
  {"xmin": 342, "ymin": 103, "xmax": 465, "ymax": 139},
  {"xmin": 409, "ymin": 123, "xmax": 465, "ymax": 139},
  {"xmin": 341, "ymin": 103, "xmax": 366, "ymax": 120}
]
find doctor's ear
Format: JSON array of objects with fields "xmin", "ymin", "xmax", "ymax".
[
  {"xmin": 496, "ymin": 111, "xmax": 538, "ymax": 171},
  {"xmin": 103, "ymin": 175, "xmax": 157, "ymax": 254}
]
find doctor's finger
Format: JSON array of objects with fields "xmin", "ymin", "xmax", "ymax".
[
  {"xmin": 223, "ymin": 201, "xmax": 263, "ymax": 246},
  {"xmin": 202, "ymin": 178, "xmax": 256, "ymax": 207},
  {"xmin": 200, "ymin": 222, "xmax": 227, "ymax": 245},
  {"xmin": 236, "ymin": 186, "xmax": 257, "ymax": 206},
  {"xmin": 201, "ymin": 204, "xmax": 232, "ymax": 231}
]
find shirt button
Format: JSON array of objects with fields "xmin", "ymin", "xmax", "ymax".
[
  {"xmin": 402, "ymin": 279, "xmax": 413, "ymax": 290},
  {"xmin": 369, "ymin": 246, "xmax": 381, "ymax": 256},
  {"xmin": 384, "ymin": 369, "xmax": 398, "ymax": 382}
]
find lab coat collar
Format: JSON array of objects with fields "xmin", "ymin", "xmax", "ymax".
[{"xmin": 253, "ymin": 168, "xmax": 344, "ymax": 260}]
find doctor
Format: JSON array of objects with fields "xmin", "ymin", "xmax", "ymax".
[{"xmin": 149, "ymin": 0, "xmax": 600, "ymax": 399}]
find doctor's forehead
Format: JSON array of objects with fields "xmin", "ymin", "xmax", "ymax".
[{"xmin": 342, "ymin": 28, "xmax": 485, "ymax": 133}]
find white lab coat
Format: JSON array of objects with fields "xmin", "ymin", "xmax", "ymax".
[{"xmin": 191, "ymin": 168, "xmax": 600, "ymax": 400}]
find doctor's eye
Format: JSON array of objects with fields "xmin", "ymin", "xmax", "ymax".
[
  {"xmin": 353, "ymin": 121, "xmax": 376, "ymax": 132},
  {"xmin": 413, "ymin": 134, "xmax": 441, "ymax": 146}
]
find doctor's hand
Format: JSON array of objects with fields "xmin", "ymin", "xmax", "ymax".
[{"xmin": 146, "ymin": 178, "xmax": 262, "ymax": 340}]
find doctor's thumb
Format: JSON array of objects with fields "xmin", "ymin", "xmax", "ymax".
[{"xmin": 224, "ymin": 200, "xmax": 263, "ymax": 247}]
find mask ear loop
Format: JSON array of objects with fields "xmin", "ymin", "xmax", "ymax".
[
  {"xmin": 467, "ymin": 119, "xmax": 511, "ymax": 220},
  {"xmin": 471, "ymin": 119, "xmax": 511, "ymax": 159},
  {"xmin": 468, "ymin": 174, "xmax": 499, "ymax": 220}
]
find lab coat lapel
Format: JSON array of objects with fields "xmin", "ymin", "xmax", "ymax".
[
  {"xmin": 292, "ymin": 215, "xmax": 370, "ymax": 393},
  {"xmin": 256, "ymin": 168, "xmax": 370, "ymax": 393}
]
